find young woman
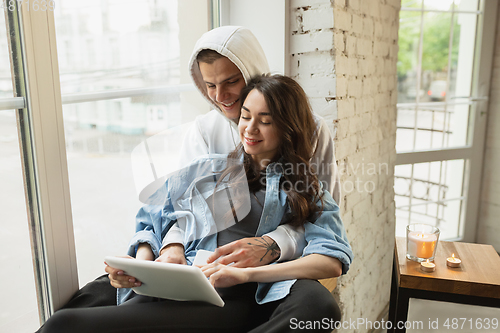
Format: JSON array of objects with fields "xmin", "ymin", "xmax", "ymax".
[{"xmin": 41, "ymin": 75, "xmax": 353, "ymax": 333}]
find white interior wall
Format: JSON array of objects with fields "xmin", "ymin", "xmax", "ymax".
[
  {"xmin": 222, "ymin": 0, "xmax": 287, "ymax": 74},
  {"xmin": 477, "ymin": 4, "xmax": 500, "ymax": 252}
]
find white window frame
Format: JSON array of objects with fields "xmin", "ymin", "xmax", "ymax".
[
  {"xmin": 6, "ymin": 3, "xmax": 78, "ymax": 321},
  {"xmin": 395, "ymin": 0, "xmax": 498, "ymax": 242}
]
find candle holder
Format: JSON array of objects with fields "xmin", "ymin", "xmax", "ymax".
[
  {"xmin": 446, "ymin": 253, "xmax": 462, "ymax": 268},
  {"xmin": 420, "ymin": 259, "xmax": 436, "ymax": 272},
  {"xmin": 406, "ymin": 223, "xmax": 440, "ymax": 262}
]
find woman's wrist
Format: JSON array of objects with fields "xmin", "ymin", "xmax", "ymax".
[
  {"xmin": 235, "ymin": 254, "xmax": 342, "ymax": 283},
  {"xmin": 242, "ymin": 265, "xmax": 266, "ymax": 283},
  {"xmin": 137, "ymin": 243, "xmax": 154, "ymax": 261}
]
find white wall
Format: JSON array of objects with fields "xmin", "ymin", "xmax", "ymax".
[
  {"xmin": 222, "ymin": 0, "xmax": 287, "ymax": 74},
  {"xmin": 477, "ymin": 4, "xmax": 500, "ymax": 252}
]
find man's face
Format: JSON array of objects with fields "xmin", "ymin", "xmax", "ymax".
[{"xmin": 198, "ymin": 57, "xmax": 246, "ymax": 121}]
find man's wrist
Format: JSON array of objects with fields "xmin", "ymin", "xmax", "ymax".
[{"xmin": 260, "ymin": 236, "xmax": 281, "ymax": 263}]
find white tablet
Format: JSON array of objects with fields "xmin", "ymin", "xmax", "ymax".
[{"xmin": 105, "ymin": 256, "xmax": 224, "ymax": 307}]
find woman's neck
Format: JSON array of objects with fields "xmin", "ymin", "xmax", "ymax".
[{"xmin": 251, "ymin": 156, "xmax": 271, "ymax": 171}]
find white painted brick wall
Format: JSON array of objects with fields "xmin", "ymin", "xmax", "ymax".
[
  {"xmin": 477, "ymin": 4, "xmax": 500, "ymax": 252},
  {"xmin": 290, "ymin": 29, "xmax": 335, "ymax": 54},
  {"xmin": 302, "ymin": 6, "xmax": 335, "ymax": 30},
  {"xmin": 289, "ymin": 0, "xmax": 399, "ymax": 331}
]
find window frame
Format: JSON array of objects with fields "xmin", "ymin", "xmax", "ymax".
[
  {"xmin": 6, "ymin": 3, "xmax": 78, "ymax": 322},
  {"xmin": 395, "ymin": 0, "xmax": 498, "ymax": 242}
]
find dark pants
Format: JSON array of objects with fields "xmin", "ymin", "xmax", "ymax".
[
  {"xmin": 57, "ymin": 274, "xmax": 117, "ymax": 309},
  {"xmin": 38, "ymin": 278, "xmax": 340, "ymax": 333}
]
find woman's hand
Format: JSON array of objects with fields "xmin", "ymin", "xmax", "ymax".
[
  {"xmin": 204, "ymin": 254, "xmax": 342, "ymax": 288},
  {"xmin": 105, "ymin": 243, "xmax": 154, "ymax": 289},
  {"xmin": 201, "ymin": 254, "xmax": 342, "ymax": 288},
  {"xmin": 105, "ymin": 256, "xmax": 143, "ymax": 289},
  {"xmin": 155, "ymin": 243, "xmax": 187, "ymax": 265},
  {"xmin": 201, "ymin": 262, "xmax": 250, "ymax": 288}
]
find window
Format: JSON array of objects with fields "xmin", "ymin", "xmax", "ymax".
[
  {"xmin": 1, "ymin": 0, "xmax": 218, "ymax": 327},
  {"xmin": 395, "ymin": 0, "xmax": 495, "ymax": 241},
  {"xmin": 54, "ymin": 0, "xmax": 212, "ymax": 290}
]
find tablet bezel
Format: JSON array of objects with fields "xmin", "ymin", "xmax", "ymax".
[{"xmin": 105, "ymin": 256, "xmax": 224, "ymax": 307}]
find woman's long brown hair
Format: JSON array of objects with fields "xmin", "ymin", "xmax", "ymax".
[{"xmin": 217, "ymin": 74, "xmax": 323, "ymax": 226}]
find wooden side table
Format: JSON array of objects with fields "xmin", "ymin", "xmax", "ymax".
[{"xmin": 388, "ymin": 237, "xmax": 500, "ymax": 333}]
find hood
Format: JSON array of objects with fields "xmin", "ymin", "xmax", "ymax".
[{"xmin": 189, "ymin": 26, "xmax": 270, "ymax": 127}]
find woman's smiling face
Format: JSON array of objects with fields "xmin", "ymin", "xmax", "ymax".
[{"xmin": 238, "ymin": 89, "xmax": 281, "ymax": 169}]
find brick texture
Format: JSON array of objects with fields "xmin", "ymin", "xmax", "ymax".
[{"xmin": 289, "ymin": 0, "xmax": 399, "ymax": 331}]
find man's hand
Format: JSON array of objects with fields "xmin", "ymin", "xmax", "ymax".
[
  {"xmin": 155, "ymin": 243, "xmax": 187, "ymax": 265},
  {"xmin": 207, "ymin": 236, "xmax": 280, "ymax": 268}
]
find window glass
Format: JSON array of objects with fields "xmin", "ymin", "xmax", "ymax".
[
  {"xmin": 448, "ymin": 10, "xmax": 478, "ymax": 146},
  {"xmin": 397, "ymin": 9, "xmax": 422, "ymax": 104},
  {"xmin": 402, "ymin": 0, "xmax": 423, "ymax": 7},
  {"xmin": 0, "ymin": 112, "xmax": 39, "ymax": 333},
  {"xmin": 55, "ymin": 0, "xmax": 180, "ymax": 93},
  {"xmin": 0, "ymin": 15, "xmax": 13, "ymax": 98},
  {"xmin": 397, "ymin": 1, "xmax": 478, "ymax": 151},
  {"xmin": 0, "ymin": 12, "xmax": 39, "ymax": 332},
  {"xmin": 54, "ymin": 0, "xmax": 209, "ymax": 285},
  {"xmin": 424, "ymin": 0, "xmax": 456, "ymax": 11},
  {"xmin": 0, "ymin": 110, "xmax": 40, "ymax": 332},
  {"xmin": 395, "ymin": 159, "xmax": 466, "ymax": 239},
  {"xmin": 395, "ymin": 0, "xmax": 480, "ymax": 241}
]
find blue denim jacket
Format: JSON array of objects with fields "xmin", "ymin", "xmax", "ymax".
[{"xmin": 117, "ymin": 154, "xmax": 353, "ymax": 305}]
